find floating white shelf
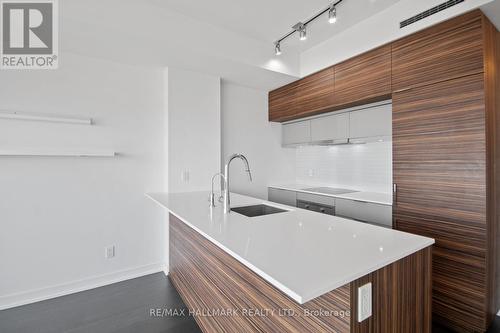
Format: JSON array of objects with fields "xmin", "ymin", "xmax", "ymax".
[
  {"xmin": 0, "ymin": 149, "xmax": 116, "ymax": 157},
  {"xmin": 0, "ymin": 111, "xmax": 92, "ymax": 125}
]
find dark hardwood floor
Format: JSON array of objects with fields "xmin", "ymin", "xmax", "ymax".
[
  {"xmin": 1, "ymin": 272, "xmax": 498, "ymax": 332},
  {"xmin": 0, "ymin": 273, "xmax": 201, "ymax": 333}
]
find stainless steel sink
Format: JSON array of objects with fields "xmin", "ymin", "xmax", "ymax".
[{"xmin": 231, "ymin": 204, "xmax": 288, "ymax": 217}]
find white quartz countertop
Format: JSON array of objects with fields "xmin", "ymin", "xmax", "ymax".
[
  {"xmin": 147, "ymin": 191, "xmax": 433, "ymax": 304},
  {"xmin": 269, "ymin": 184, "xmax": 392, "ymax": 206}
]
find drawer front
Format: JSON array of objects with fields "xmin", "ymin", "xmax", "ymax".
[
  {"xmin": 336, "ymin": 198, "xmax": 392, "ymax": 227},
  {"xmin": 296, "ymin": 192, "xmax": 335, "ymax": 206},
  {"xmin": 282, "ymin": 121, "xmax": 311, "ymax": 145},
  {"xmin": 268, "ymin": 188, "xmax": 297, "ymax": 207}
]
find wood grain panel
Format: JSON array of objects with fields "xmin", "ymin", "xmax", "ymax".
[
  {"xmin": 294, "ymin": 66, "xmax": 335, "ymax": 119},
  {"xmin": 395, "ymin": 215, "xmax": 486, "ymax": 332},
  {"xmin": 269, "ymin": 81, "xmax": 299, "ymax": 122},
  {"xmin": 394, "ymin": 214, "xmax": 486, "ymax": 258},
  {"xmin": 334, "ymin": 45, "xmax": 391, "ymax": 108},
  {"xmin": 392, "ymin": 10, "xmax": 484, "ymax": 92},
  {"xmin": 491, "ymin": 20, "xmax": 500, "ymax": 329},
  {"xmin": 169, "ymin": 214, "xmax": 431, "ymax": 333},
  {"xmin": 393, "ymin": 73, "xmax": 487, "ymax": 226},
  {"xmin": 392, "ymin": 73, "xmax": 490, "ymax": 332},
  {"xmin": 350, "ymin": 246, "xmax": 432, "ymax": 333},
  {"xmin": 482, "ymin": 14, "xmax": 500, "ymax": 328}
]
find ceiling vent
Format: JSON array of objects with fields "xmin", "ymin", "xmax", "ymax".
[{"xmin": 400, "ymin": 0, "xmax": 465, "ymax": 29}]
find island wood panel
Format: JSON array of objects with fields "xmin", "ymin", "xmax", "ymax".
[
  {"xmin": 269, "ymin": 81, "xmax": 299, "ymax": 122},
  {"xmin": 392, "ymin": 10, "xmax": 484, "ymax": 92},
  {"xmin": 392, "ymin": 73, "xmax": 490, "ymax": 332},
  {"xmin": 334, "ymin": 45, "xmax": 392, "ymax": 108},
  {"xmin": 294, "ymin": 66, "xmax": 335, "ymax": 119},
  {"xmin": 169, "ymin": 214, "xmax": 351, "ymax": 333},
  {"xmin": 350, "ymin": 246, "xmax": 432, "ymax": 333},
  {"xmin": 169, "ymin": 214, "xmax": 432, "ymax": 333}
]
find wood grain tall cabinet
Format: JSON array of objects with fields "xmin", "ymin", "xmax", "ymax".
[{"xmin": 392, "ymin": 11, "xmax": 500, "ymax": 332}]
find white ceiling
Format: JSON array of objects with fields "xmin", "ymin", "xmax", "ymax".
[
  {"xmin": 144, "ymin": 0, "xmax": 401, "ymax": 52},
  {"xmin": 59, "ymin": 0, "xmax": 499, "ymax": 90}
]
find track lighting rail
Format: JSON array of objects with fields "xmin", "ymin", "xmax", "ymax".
[{"xmin": 274, "ymin": 0, "xmax": 344, "ymax": 55}]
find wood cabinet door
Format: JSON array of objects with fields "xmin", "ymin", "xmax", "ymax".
[
  {"xmin": 393, "ymin": 73, "xmax": 486, "ymax": 226},
  {"xmin": 394, "ymin": 214, "xmax": 487, "ymax": 332},
  {"xmin": 269, "ymin": 81, "xmax": 299, "ymax": 122},
  {"xmin": 334, "ymin": 45, "xmax": 391, "ymax": 108},
  {"xmin": 392, "ymin": 10, "xmax": 484, "ymax": 92},
  {"xmin": 295, "ymin": 66, "xmax": 335, "ymax": 119},
  {"xmin": 393, "ymin": 73, "xmax": 488, "ymax": 332}
]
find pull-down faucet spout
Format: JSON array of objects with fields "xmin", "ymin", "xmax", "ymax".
[{"xmin": 223, "ymin": 154, "xmax": 252, "ymax": 214}]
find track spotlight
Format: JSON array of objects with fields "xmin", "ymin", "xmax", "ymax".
[
  {"xmin": 299, "ymin": 25, "xmax": 307, "ymax": 41},
  {"xmin": 274, "ymin": 42, "xmax": 282, "ymax": 56},
  {"xmin": 328, "ymin": 5, "xmax": 337, "ymax": 24}
]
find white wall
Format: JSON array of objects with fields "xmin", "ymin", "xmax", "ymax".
[
  {"xmin": 300, "ymin": 0, "xmax": 493, "ymax": 76},
  {"xmin": 61, "ymin": 0, "xmax": 300, "ymax": 90},
  {"xmin": 0, "ymin": 53, "xmax": 166, "ymax": 309},
  {"xmin": 221, "ymin": 82, "xmax": 295, "ymax": 199},
  {"xmin": 167, "ymin": 68, "xmax": 221, "ymax": 193},
  {"xmin": 295, "ymin": 142, "xmax": 393, "ymax": 194}
]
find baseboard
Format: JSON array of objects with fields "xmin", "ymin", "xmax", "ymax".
[{"xmin": 0, "ymin": 262, "xmax": 166, "ymax": 311}]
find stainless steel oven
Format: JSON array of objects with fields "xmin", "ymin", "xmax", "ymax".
[{"xmin": 296, "ymin": 200, "xmax": 335, "ymax": 215}]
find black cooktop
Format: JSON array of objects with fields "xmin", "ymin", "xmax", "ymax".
[{"xmin": 303, "ymin": 187, "xmax": 358, "ymax": 195}]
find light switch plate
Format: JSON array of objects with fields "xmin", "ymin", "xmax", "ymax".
[
  {"xmin": 105, "ymin": 245, "xmax": 115, "ymax": 259},
  {"xmin": 181, "ymin": 170, "xmax": 190, "ymax": 182},
  {"xmin": 357, "ymin": 282, "xmax": 372, "ymax": 322}
]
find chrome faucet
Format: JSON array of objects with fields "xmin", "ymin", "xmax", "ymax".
[
  {"xmin": 209, "ymin": 173, "xmax": 226, "ymax": 207},
  {"xmin": 223, "ymin": 154, "xmax": 252, "ymax": 213}
]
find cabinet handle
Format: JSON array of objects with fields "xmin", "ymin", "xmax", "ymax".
[
  {"xmin": 305, "ymin": 205, "xmax": 310, "ymax": 209},
  {"xmin": 393, "ymin": 184, "xmax": 397, "ymax": 205}
]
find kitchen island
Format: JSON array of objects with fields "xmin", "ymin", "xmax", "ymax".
[{"xmin": 148, "ymin": 191, "xmax": 434, "ymax": 333}]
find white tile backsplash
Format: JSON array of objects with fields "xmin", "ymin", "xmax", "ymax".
[{"xmin": 295, "ymin": 142, "xmax": 392, "ymax": 194}]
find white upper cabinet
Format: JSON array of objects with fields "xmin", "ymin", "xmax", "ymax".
[
  {"xmin": 311, "ymin": 113, "xmax": 349, "ymax": 142},
  {"xmin": 282, "ymin": 121, "xmax": 311, "ymax": 146},
  {"xmin": 349, "ymin": 104, "xmax": 392, "ymax": 139},
  {"xmin": 282, "ymin": 102, "xmax": 392, "ymax": 146}
]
